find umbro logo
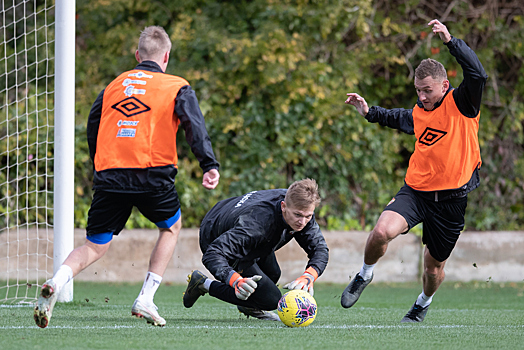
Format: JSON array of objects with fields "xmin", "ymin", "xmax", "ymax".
[
  {"xmin": 418, "ymin": 127, "xmax": 447, "ymax": 146},
  {"xmin": 111, "ymin": 97, "xmax": 151, "ymax": 117}
]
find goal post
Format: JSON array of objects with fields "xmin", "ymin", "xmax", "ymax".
[
  {"xmin": 54, "ymin": 0, "xmax": 75, "ymax": 303},
  {"xmin": 0, "ymin": 0, "xmax": 75, "ymax": 304}
]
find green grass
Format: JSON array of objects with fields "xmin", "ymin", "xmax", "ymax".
[{"xmin": 0, "ymin": 281, "xmax": 523, "ymax": 349}]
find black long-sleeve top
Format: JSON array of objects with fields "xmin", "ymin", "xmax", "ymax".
[{"xmin": 199, "ymin": 189, "xmax": 329, "ymax": 283}]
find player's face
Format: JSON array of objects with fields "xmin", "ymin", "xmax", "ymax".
[
  {"xmin": 414, "ymin": 76, "xmax": 448, "ymax": 111},
  {"xmin": 281, "ymin": 201, "xmax": 316, "ymax": 232}
]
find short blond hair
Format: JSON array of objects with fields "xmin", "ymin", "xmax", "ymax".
[
  {"xmin": 285, "ymin": 178, "xmax": 321, "ymax": 210},
  {"xmin": 137, "ymin": 26, "xmax": 172, "ymax": 61},
  {"xmin": 415, "ymin": 58, "xmax": 447, "ymax": 81}
]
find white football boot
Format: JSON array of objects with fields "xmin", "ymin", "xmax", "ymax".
[
  {"xmin": 34, "ymin": 279, "xmax": 59, "ymax": 328},
  {"xmin": 131, "ymin": 299, "xmax": 166, "ymax": 327}
]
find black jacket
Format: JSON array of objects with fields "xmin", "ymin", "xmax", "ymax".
[
  {"xmin": 86, "ymin": 61, "xmax": 219, "ymax": 192},
  {"xmin": 365, "ymin": 36, "xmax": 488, "ymax": 198},
  {"xmin": 199, "ymin": 189, "xmax": 329, "ymax": 283}
]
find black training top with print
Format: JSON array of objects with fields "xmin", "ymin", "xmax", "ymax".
[{"xmin": 199, "ymin": 189, "xmax": 329, "ymax": 283}]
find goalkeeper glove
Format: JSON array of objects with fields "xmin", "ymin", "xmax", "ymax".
[
  {"xmin": 228, "ymin": 272, "xmax": 262, "ymax": 300},
  {"xmin": 283, "ymin": 267, "xmax": 318, "ymax": 296}
]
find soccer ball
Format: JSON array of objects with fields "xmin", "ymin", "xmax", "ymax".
[{"xmin": 277, "ymin": 289, "xmax": 317, "ymax": 327}]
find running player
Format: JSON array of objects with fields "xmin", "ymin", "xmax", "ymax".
[
  {"xmin": 34, "ymin": 26, "xmax": 220, "ymax": 328},
  {"xmin": 341, "ymin": 20, "xmax": 487, "ymax": 322}
]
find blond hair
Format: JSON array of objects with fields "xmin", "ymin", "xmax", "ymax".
[
  {"xmin": 137, "ymin": 26, "xmax": 172, "ymax": 61},
  {"xmin": 415, "ymin": 58, "xmax": 447, "ymax": 81},
  {"xmin": 285, "ymin": 178, "xmax": 321, "ymax": 209}
]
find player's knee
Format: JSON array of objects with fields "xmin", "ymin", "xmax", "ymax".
[
  {"xmin": 158, "ymin": 220, "xmax": 182, "ymax": 242},
  {"xmin": 424, "ymin": 265, "xmax": 444, "ymax": 279},
  {"xmin": 159, "ymin": 226, "xmax": 180, "ymax": 239},
  {"xmin": 86, "ymin": 239, "xmax": 111, "ymax": 258},
  {"xmin": 370, "ymin": 226, "xmax": 390, "ymax": 245}
]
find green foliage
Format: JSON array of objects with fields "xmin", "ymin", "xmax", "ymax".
[{"xmin": 68, "ymin": 1, "xmax": 524, "ymax": 230}]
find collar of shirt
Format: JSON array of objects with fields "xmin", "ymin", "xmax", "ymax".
[{"xmin": 134, "ymin": 60, "xmax": 163, "ymax": 73}]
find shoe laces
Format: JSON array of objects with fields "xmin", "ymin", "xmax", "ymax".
[
  {"xmin": 349, "ymin": 274, "xmax": 365, "ymax": 293},
  {"xmin": 406, "ymin": 304, "xmax": 424, "ymax": 317}
]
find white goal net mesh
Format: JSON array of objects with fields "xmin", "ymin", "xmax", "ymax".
[{"xmin": 0, "ymin": 0, "xmax": 55, "ymax": 304}]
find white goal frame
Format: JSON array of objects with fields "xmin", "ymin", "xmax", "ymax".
[
  {"xmin": 53, "ymin": 0, "xmax": 75, "ymax": 303},
  {"xmin": 0, "ymin": 0, "xmax": 75, "ymax": 304}
]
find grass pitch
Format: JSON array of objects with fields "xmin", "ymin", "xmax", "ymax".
[{"xmin": 0, "ymin": 281, "xmax": 522, "ymax": 349}]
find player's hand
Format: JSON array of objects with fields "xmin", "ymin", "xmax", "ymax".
[
  {"xmin": 283, "ymin": 267, "xmax": 318, "ymax": 296},
  {"xmin": 428, "ymin": 19, "xmax": 451, "ymax": 44},
  {"xmin": 202, "ymin": 169, "xmax": 220, "ymax": 189},
  {"xmin": 345, "ymin": 93, "xmax": 369, "ymax": 116},
  {"xmin": 231, "ymin": 275, "xmax": 262, "ymax": 300}
]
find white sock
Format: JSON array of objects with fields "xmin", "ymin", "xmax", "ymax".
[
  {"xmin": 52, "ymin": 265, "xmax": 73, "ymax": 294},
  {"xmin": 416, "ymin": 291, "xmax": 433, "ymax": 308},
  {"xmin": 203, "ymin": 279, "xmax": 212, "ymax": 292},
  {"xmin": 137, "ymin": 271, "xmax": 162, "ymax": 303},
  {"xmin": 359, "ymin": 262, "xmax": 375, "ymax": 281}
]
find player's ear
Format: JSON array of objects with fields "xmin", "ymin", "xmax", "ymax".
[
  {"xmin": 281, "ymin": 201, "xmax": 286, "ymax": 212},
  {"xmin": 135, "ymin": 50, "xmax": 141, "ymax": 63},
  {"xmin": 442, "ymin": 79, "xmax": 449, "ymax": 93},
  {"xmin": 163, "ymin": 51, "xmax": 169, "ymax": 64}
]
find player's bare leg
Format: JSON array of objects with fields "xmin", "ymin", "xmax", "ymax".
[
  {"xmin": 402, "ymin": 246, "xmax": 446, "ymax": 322},
  {"xmin": 63, "ymin": 240, "xmax": 112, "ymax": 276},
  {"xmin": 34, "ymin": 240, "xmax": 111, "ymax": 328},
  {"xmin": 342, "ymin": 211, "xmax": 407, "ymax": 308},
  {"xmin": 363, "ymin": 211, "xmax": 408, "ymax": 265},
  {"xmin": 422, "ymin": 247, "xmax": 446, "ymax": 296},
  {"xmin": 148, "ymin": 219, "xmax": 182, "ymax": 276},
  {"xmin": 132, "ymin": 219, "xmax": 182, "ymax": 327}
]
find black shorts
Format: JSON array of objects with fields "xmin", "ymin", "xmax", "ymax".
[
  {"xmin": 384, "ymin": 185, "xmax": 468, "ymax": 262},
  {"xmin": 86, "ymin": 188, "xmax": 181, "ymax": 238}
]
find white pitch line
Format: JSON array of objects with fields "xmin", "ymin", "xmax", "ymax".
[
  {"xmin": 310, "ymin": 324, "xmax": 524, "ymax": 329},
  {"xmin": 0, "ymin": 325, "xmax": 136, "ymax": 329},
  {"xmin": 1, "ymin": 324, "xmax": 523, "ymax": 330}
]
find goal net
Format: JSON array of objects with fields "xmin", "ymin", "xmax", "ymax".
[{"xmin": 0, "ymin": 0, "xmax": 72, "ymax": 305}]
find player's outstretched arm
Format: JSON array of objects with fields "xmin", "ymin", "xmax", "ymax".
[
  {"xmin": 345, "ymin": 93, "xmax": 369, "ymax": 117},
  {"xmin": 202, "ymin": 168, "xmax": 220, "ymax": 189},
  {"xmin": 428, "ymin": 19, "xmax": 451, "ymax": 44}
]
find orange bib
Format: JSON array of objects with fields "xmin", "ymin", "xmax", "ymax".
[
  {"xmin": 405, "ymin": 91, "xmax": 481, "ymax": 191},
  {"xmin": 94, "ymin": 70, "xmax": 188, "ymax": 171}
]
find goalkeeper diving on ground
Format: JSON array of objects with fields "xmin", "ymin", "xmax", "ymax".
[{"xmin": 183, "ymin": 178, "xmax": 329, "ymax": 321}]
